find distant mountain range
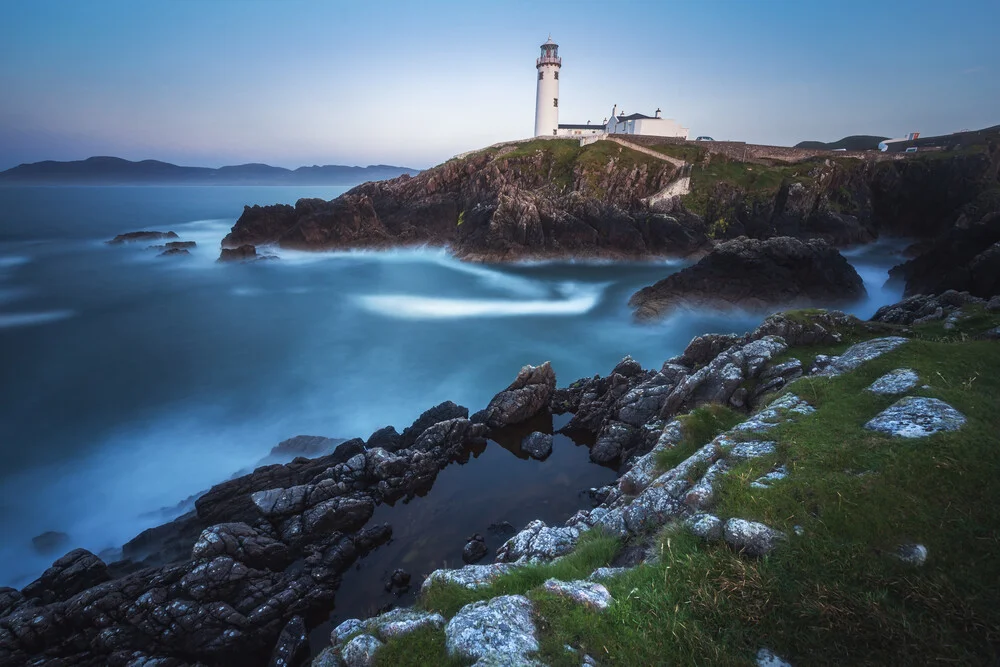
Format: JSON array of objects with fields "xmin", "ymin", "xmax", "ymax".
[
  {"xmin": 794, "ymin": 135, "xmax": 889, "ymax": 151},
  {"xmin": 0, "ymin": 156, "xmax": 420, "ymax": 185}
]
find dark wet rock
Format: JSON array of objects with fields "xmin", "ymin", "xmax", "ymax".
[
  {"xmin": 190, "ymin": 523, "xmax": 291, "ymax": 571},
  {"xmin": 219, "ymin": 244, "xmax": 259, "ymax": 262},
  {"xmin": 385, "ymin": 568, "xmax": 410, "ymax": 593},
  {"xmin": 677, "ymin": 334, "xmax": 740, "ymax": 368},
  {"xmin": 268, "ymin": 615, "xmax": 308, "ymax": 667},
  {"xmin": 482, "ymin": 362, "xmax": 556, "ymax": 428},
  {"xmin": 487, "ymin": 521, "xmax": 515, "ymax": 535},
  {"xmin": 611, "ymin": 355, "xmax": 645, "ymax": 378},
  {"xmin": 864, "ymin": 397, "xmax": 966, "ymax": 438},
  {"xmin": 366, "ymin": 425, "xmax": 403, "ymax": 452},
  {"xmin": 723, "ymin": 518, "xmax": 787, "ymax": 557},
  {"xmin": 157, "ymin": 247, "xmax": 190, "ymax": 257},
  {"xmin": 399, "ymin": 401, "xmax": 469, "ymax": 448},
  {"xmin": 462, "ymin": 535, "xmax": 488, "ymax": 564},
  {"xmin": 31, "ymin": 530, "xmax": 69, "ymax": 555},
  {"xmin": 20, "ymin": 548, "xmax": 111, "ymax": 604},
  {"xmin": 590, "ymin": 421, "xmax": 636, "ymax": 464},
  {"xmin": 988, "ymin": 295, "xmax": 1000, "ymax": 311},
  {"xmin": 411, "ymin": 417, "xmax": 485, "ymax": 454},
  {"xmin": 628, "ymin": 237, "xmax": 867, "ymax": 320},
  {"xmin": 871, "ymin": 291, "xmax": 985, "ymax": 325},
  {"xmin": 165, "ymin": 240, "xmax": 197, "ymax": 250},
  {"xmin": 521, "ymin": 431, "xmax": 553, "ymax": 460},
  {"xmin": 0, "ymin": 587, "xmax": 24, "ymax": 617},
  {"xmin": 108, "ymin": 231, "xmax": 178, "ymax": 244}
]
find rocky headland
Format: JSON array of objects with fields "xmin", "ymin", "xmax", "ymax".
[{"xmin": 2, "ymin": 291, "xmax": 998, "ymax": 666}]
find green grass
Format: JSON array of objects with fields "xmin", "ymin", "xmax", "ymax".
[
  {"xmin": 654, "ymin": 404, "xmax": 746, "ymax": 472},
  {"xmin": 681, "ymin": 155, "xmax": 820, "ymax": 217},
  {"xmin": 531, "ymin": 330, "xmax": 1000, "ymax": 665},
  {"xmin": 418, "ymin": 530, "xmax": 621, "ymax": 619},
  {"xmin": 374, "ymin": 625, "xmax": 468, "ymax": 667}
]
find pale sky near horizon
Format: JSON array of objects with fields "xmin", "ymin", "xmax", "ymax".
[{"xmin": 1, "ymin": 0, "xmax": 997, "ymax": 170}]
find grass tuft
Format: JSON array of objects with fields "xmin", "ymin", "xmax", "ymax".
[{"xmin": 655, "ymin": 403, "xmax": 745, "ymax": 472}]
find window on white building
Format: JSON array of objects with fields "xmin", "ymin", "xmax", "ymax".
[
  {"xmin": 538, "ymin": 71, "xmax": 543, "ymax": 80},
  {"xmin": 553, "ymin": 98, "xmax": 558, "ymax": 107},
  {"xmin": 554, "ymin": 71, "xmax": 559, "ymax": 80},
  {"xmin": 552, "ymin": 129, "xmax": 557, "ymax": 136}
]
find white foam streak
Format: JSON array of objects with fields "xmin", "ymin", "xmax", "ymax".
[
  {"xmin": 0, "ymin": 310, "xmax": 74, "ymax": 329},
  {"xmin": 356, "ymin": 283, "xmax": 604, "ymax": 319}
]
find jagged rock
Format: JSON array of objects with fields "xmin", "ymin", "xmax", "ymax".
[
  {"xmin": 341, "ymin": 634, "xmax": 382, "ymax": 667},
  {"xmin": 723, "ymin": 518, "xmax": 786, "ymax": 557},
  {"xmin": 895, "ymin": 543, "xmax": 928, "ymax": 566},
  {"xmin": 814, "ymin": 337, "xmax": 909, "ymax": 377},
  {"xmin": 445, "ymin": 595, "xmax": 540, "ymax": 665},
  {"xmin": 542, "ymin": 579, "xmax": 613, "ymax": 611},
  {"xmin": 864, "ymin": 397, "xmax": 966, "ymax": 438},
  {"xmin": 421, "ymin": 563, "xmax": 518, "ymax": 591},
  {"xmin": 312, "ymin": 647, "xmax": 344, "ymax": 667},
  {"xmin": 399, "ymin": 401, "xmax": 469, "ymax": 448},
  {"xmin": 590, "ymin": 421, "xmax": 636, "ymax": 463},
  {"xmin": 612, "ymin": 355, "xmax": 644, "ymax": 377},
  {"xmin": 629, "ymin": 237, "xmax": 867, "ymax": 319},
  {"xmin": 366, "ymin": 425, "xmax": 403, "ymax": 452},
  {"xmin": 330, "ymin": 618, "xmax": 366, "ymax": 646},
  {"xmin": 462, "ymin": 535, "xmax": 488, "ymax": 564},
  {"xmin": 678, "ymin": 334, "xmax": 741, "ymax": 368},
  {"xmin": 732, "ymin": 394, "xmax": 814, "ymax": 433},
  {"xmin": 871, "ymin": 291, "xmax": 985, "ymax": 325},
  {"xmin": 158, "ymin": 247, "xmax": 190, "ymax": 257},
  {"xmin": 751, "ymin": 466, "xmax": 789, "ymax": 488},
  {"xmin": 618, "ymin": 420, "xmax": 683, "ymax": 495},
  {"xmin": 267, "ymin": 435, "xmax": 344, "ymax": 461},
  {"xmin": 757, "ymin": 647, "xmax": 793, "ymax": 667},
  {"xmin": 21, "ymin": 548, "xmax": 111, "ymax": 604},
  {"xmin": 685, "ymin": 513, "xmax": 723, "ymax": 541},
  {"xmin": 190, "ymin": 523, "xmax": 291, "ymax": 571},
  {"xmin": 521, "ymin": 432, "xmax": 553, "ymax": 460},
  {"xmin": 752, "ymin": 359, "xmax": 803, "ymax": 404},
  {"xmin": 684, "ymin": 459, "xmax": 729, "ymax": 509},
  {"xmin": 482, "ymin": 362, "xmax": 556, "ymax": 428},
  {"xmin": 866, "ymin": 368, "xmax": 919, "ymax": 395},
  {"xmin": 495, "ymin": 520, "xmax": 581, "ymax": 564},
  {"xmin": 588, "ymin": 567, "xmax": 629, "ymax": 582},
  {"xmin": 268, "ymin": 616, "xmax": 308, "ymax": 667},
  {"xmin": 219, "ymin": 244, "xmax": 258, "ymax": 261}
]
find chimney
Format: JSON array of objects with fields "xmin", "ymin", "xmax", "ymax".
[{"xmin": 655, "ymin": 108, "xmax": 662, "ymax": 118}]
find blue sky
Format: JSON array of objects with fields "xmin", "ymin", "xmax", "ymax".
[{"xmin": 1, "ymin": 0, "xmax": 997, "ymax": 170}]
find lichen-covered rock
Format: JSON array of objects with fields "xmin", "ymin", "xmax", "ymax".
[
  {"xmin": 542, "ymin": 579, "xmax": 613, "ymax": 611},
  {"xmin": 421, "ymin": 563, "xmax": 518, "ymax": 591},
  {"xmin": 723, "ymin": 518, "xmax": 786, "ymax": 557},
  {"xmin": 521, "ymin": 431, "xmax": 553, "ymax": 460},
  {"xmin": 814, "ymin": 337, "xmax": 908, "ymax": 377},
  {"xmin": 726, "ymin": 441, "xmax": 778, "ymax": 462},
  {"xmin": 482, "ymin": 362, "xmax": 556, "ymax": 428},
  {"xmin": 363, "ymin": 608, "xmax": 446, "ymax": 641},
  {"xmin": 685, "ymin": 513, "xmax": 723, "ymax": 541},
  {"xmin": 618, "ymin": 420, "xmax": 683, "ymax": 495},
  {"xmin": 866, "ymin": 368, "xmax": 919, "ymax": 395},
  {"xmin": 588, "ymin": 567, "xmax": 629, "ymax": 582},
  {"xmin": 895, "ymin": 543, "xmax": 928, "ymax": 566},
  {"xmin": 340, "ymin": 634, "xmax": 382, "ymax": 667},
  {"xmin": 751, "ymin": 466, "xmax": 789, "ymax": 489},
  {"xmin": 757, "ymin": 647, "xmax": 793, "ymax": 667},
  {"xmin": 495, "ymin": 520, "xmax": 581, "ymax": 564},
  {"xmin": 864, "ymin": 397, "xmax": 966, "ymax": 438},
  {"xmin": 590, "ymin": 420, "xmax": 637, "ymax": 463},
  {"xmin": 445, "ymin": 595, "xmax": 540, "ymax": 665},
  {"xmin": 732, "ymin": 394, "xmax": 814, "ymax": 433},
  {"xmin": 684, "ymin": 459, "xmax": 729, "ymax": 509},
  {"xmin": 872, "ymin": 291, "xmax": 985, "ymax": 324}
]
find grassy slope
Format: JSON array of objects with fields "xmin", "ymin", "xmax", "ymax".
[{"xmin": 377, "ymin": 309, "xmax": 1000, "ymax": 666}]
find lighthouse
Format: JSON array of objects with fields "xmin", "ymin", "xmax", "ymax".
[{"xmin": 534, "ymin": 36, "xmax": 561, "ymax": 137}]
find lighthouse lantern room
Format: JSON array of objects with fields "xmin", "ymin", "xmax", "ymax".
[{"xmin": 534, "ymin": 36, "xmax": 561, "ymax": 137}]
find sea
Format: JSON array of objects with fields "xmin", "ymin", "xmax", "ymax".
[{"xmin": 0, "ymin": 184, "xmax": 906, "ymax": 621}]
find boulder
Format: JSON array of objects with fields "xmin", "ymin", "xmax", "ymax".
[
  {"xmin": 865, "ymin": 369, "xmax": 919, "ymax": 395},
  {"xmin": 366, "ymin": 425, "xmax": 403, "ymax": 452},
  {"xmin": 341, "ymin": 634, "xmax": 382, "ymax": 667},
  {"xmin": 268, "ymin": 616, "xmax": 308, "ymax": 667},
  {"xmin": 813, "ymin": 337, "xmax": 909, "ymax": 377},
  {"xmin": 158, "ymin": 247, "xmax": 190, "ymax": 257},
  {"xmin": 628, "ymin": 237, "xmax": 867, "ymax": 320},
  {"xmin": 482, "ymin": 362, "xmax": 556, "ymax": 428},
  {"xmin": 445, "ymin": 595, "xmax": 540, "ymax": 665},
  {"xmin": 219, "ymin": 244, "xmax": 259, "ymax": 262},
  {"xmin": 421, "ymin": 563, "xmax": 519, "ymax": 592},
  {"xmin": 495, "ymin": 520, "xmax": 581, "ymax": 564},
  {"xmin": 542, "ymin": 579, "xmax": 613, "ymax": 611},
  {"xmin": 521, "ymin": 431, "xmax": 553, "ymax": 460},
  {"xmin": 21, "ymin": 548, "xmax": 111, "ymax": 604},
  {"xmin": 723, "ymin": 518, "xmax": 786, "ymax": 557},
  {"xmin": 108, "ymin": 231, "xmax": 178, "ymax": 244},
  {"xmin": 864, "ymin": 397, "xmax": 966, "ymax": 438},
  {"xmin": 462, "ymin": 535, "xmax": 488, "ymax": 564},
  {"xmin": 399, "ymin": 401, "xmax": 468, "ymax": 448},
  {"xmin": 685, "ymin": 513, "xmax": 724, "ymax": 541},
  {"xmin": 871, "ymin": 291, "xmax": 984, "ymax": 325}
]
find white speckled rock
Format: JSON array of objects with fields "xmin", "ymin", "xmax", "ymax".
[
  {"xmin": 866, "ymin": 368, "xmax": 919, "ymax": 395},
  {"xmin": 724, "ymin": 518, "xmax": 786, "ymax": 557},
  {"xmin": 895, "ymin": 543, "xmax": 928, "ymax": 566},
  {"xmin": 421, "ymin": 563, "xmax": 518, "ymax": 592},
  {"xmin": 542, "ymin": 579, "xmax": 613, "ymax": 611},
  {"xmin": 340, "ymin": 634, "xmax": 381, "ymax": 667},
  {"xmin": 311, "ymin": 646, "xmax": 344, "ymax": 667},
  {"xmin": 368, "ymin": 608, "xmax": 446, "ymax": 640},
  {"xmin": 864, "ymin": 397, "xmax": 966, "ymax": 438},
  {"xmin": 588, "ymin": 567, "xmax": 629, "ymax": 582},
  {"xmin": 814, "ymin": 336, "xmax": 908, "ymax": 377},
  {"xmin": 727, "ymin": 441, "xmax": 778, "ymax": 462},
  {"xmin": 685, "ymin": 513, "xmax": 723, "ymax": 541},
  {"xmin": 684, "ymin": 459, "xmax": 729, "ymax": 509},
  {"xmin": 751, "ymin": 466, "xmax": 788, "ymax": 489},
  {"xmin": 330, "ymin": 618, "xmax": 364, "ymax": 646},
  {"xmin": 757, "ymin": 647, "xmax": 793, "ymax": 666},
  {"xmin": 732, "ymin": 394, "xmax": 814, "ymax": 433},
  {"xmin": 445, "ymin": 595, "xmax": 541, "ymax": 665},
  {"xmin": 496, "ymin": 519, "xmax": 582, "ymax": 564}
]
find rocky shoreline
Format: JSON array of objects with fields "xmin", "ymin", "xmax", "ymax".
[{"xmin": 3, "ymin": 291, "xmax": 996, "ymax": 666}]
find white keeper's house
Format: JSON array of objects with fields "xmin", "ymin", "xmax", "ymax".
[{"xmin": 533, "ymin": 37, "xmax": 689, "ymax": 140}]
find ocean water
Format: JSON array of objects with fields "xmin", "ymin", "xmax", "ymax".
[{"xmin": 0, "ymin": 185, "xmax": 907, "ymax": 594}]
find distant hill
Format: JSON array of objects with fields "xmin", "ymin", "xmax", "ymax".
[
  {"xmin": 0, "ymin": 156, "xmax": 420, "ymax": 185},
  {"xmin": 795, "ymin": 135, "xmax": 889, "ymax": 151}
]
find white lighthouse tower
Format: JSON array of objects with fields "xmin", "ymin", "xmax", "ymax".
[{"xmin": 534, "ymin": 36, "xmax": 561, "ymax": 137}]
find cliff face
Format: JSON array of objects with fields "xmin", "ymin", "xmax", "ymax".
[
  {"xmin": 223, "ymin": 135, "xmax": 1000, "ymax": 262},
  {"xmin": 223, "ymin": 140, "xmax": 708, "ymax": 261}
]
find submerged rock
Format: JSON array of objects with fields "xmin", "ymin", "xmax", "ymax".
[
  {"xmin": 864, "ymin": 397, "xmax": 966, "ymax": 438},
  {"xmin": 107, "ymin": 230, "xmax": 178, "ymax": 244},
  {"xmin": 542, "ymin": 579, "xmax": 613, "ymax": 611},
  {"xmin": 445, "ymin": 595, "xmax": 540, "ymax": 665},
  {"xmin": 219, "ymin": 243, "xmax": 259, "ymax": 262},
  {"xmin": 521, "ymin": 431, "xmax": 553, "ymax": 460},
  {"xmin": 462, "ymin": 534, "xmax": 488, "ymax": 564},
  {"xmin": 866, "ymin": 368, "xmax": 920, "ymax": 395}
]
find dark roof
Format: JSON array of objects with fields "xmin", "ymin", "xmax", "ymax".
[
  {"xmin": 558, "ymin": 124, "xmax": 604, "ymax": 130},
  {"xmin": 615, "ymin": 113, "xmax": 654, "ymax": 121}
]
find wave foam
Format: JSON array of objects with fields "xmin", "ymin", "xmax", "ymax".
[
  {"xmin": 355, "ymin": 283, "xmax": 604, "ymax": 319},
  {"xmin": 0, "ymin": 310, "xmax": 74, "ymax": 329}
]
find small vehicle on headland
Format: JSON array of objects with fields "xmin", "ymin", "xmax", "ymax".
[{"xmin": 695, "ymin": 136, "xmax": 714, "ymax": 141}]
